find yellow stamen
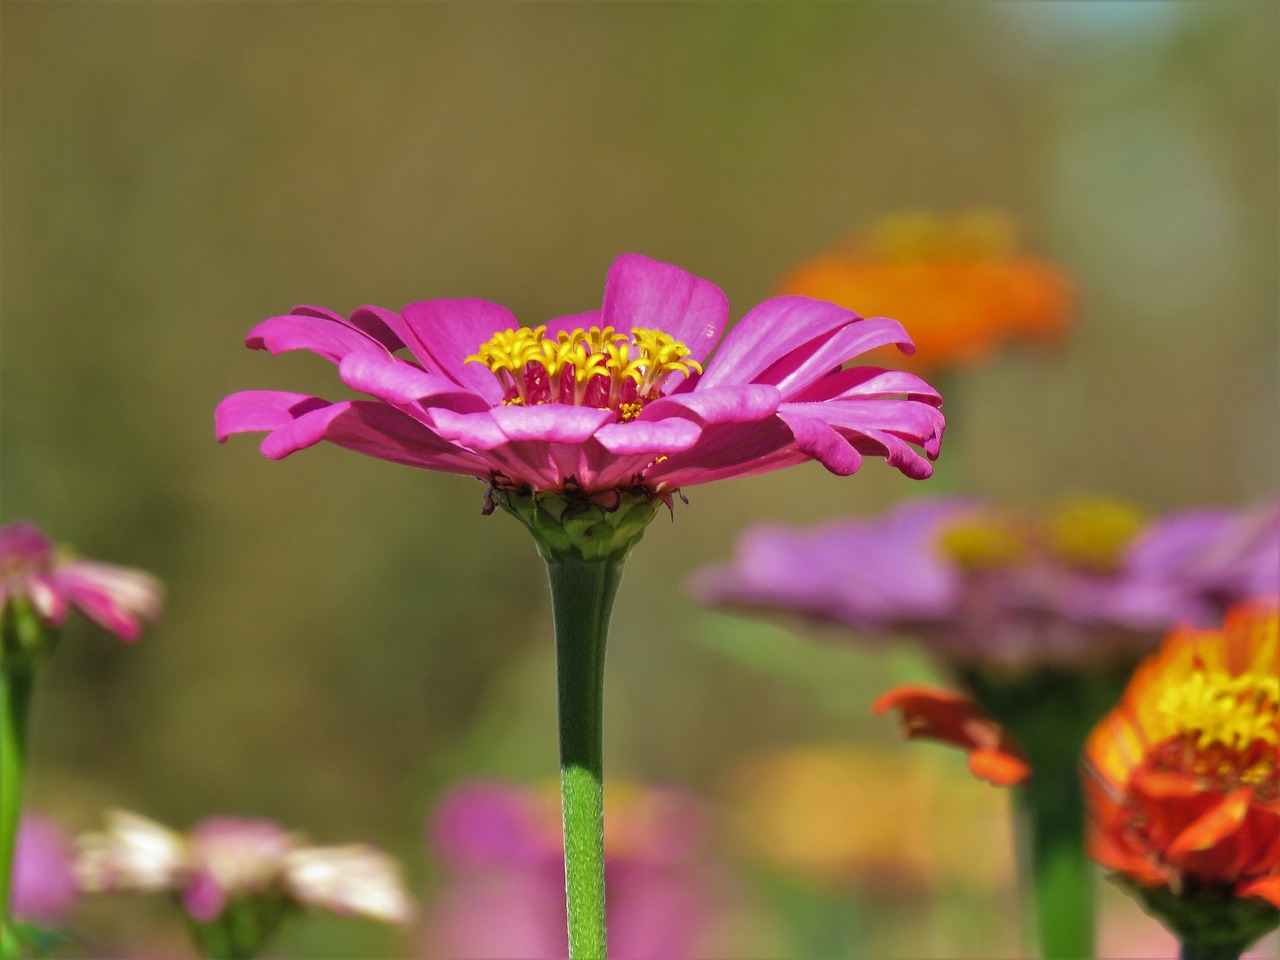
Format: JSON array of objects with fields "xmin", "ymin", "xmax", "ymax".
[
  {"xmin": 466, "ymin": 324, "xmax": 701, "ymax": 418},
  {"xmin": 1156, "ymin": 670, "xmax": 1279, "ymax": 754}
]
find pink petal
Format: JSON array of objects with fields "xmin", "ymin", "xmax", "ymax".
[
  {"xmin": 215, "ymin": 391, "xmax": 332, "ymax": 442},
  {"xmin": 184, "ymin": 869, "xmax": 228, "ymax": 923},
  {"xmin": 759, "ymin": 316, "xmax": 916, "ymax": 397},
  {"xmin": 488, "ymin": 404, "xmax": 616, "ymax": 444},
  {"xmin": 246, "ymin": 314, "xmax": 388, "ymax": 363},
  {"xmin": 698, "ymin": 296, "xmax": 858, "ymax": 389},
  {"xmin": 775, "ymin": 410, "xmax": 864, "ymax": 476},
  {"xmin": 260, "ymin": 400, "xmax": 490, "ymax": 476},
  {"xmin": 337, "ymin": 352, "xmax": 487, "ymax": 412},
  {"xmin": 289, "ymin": 304, "xmax": 406, "ymax": 353},
  {"xmin": 594, "ymin": 418, "xmax": 702, "ymax": 456},
  {"xmin": 396, "ymin": 299, "xmax": 518, "ymax": 403},
  {"xmin": 26, "ymin": 574, "xmax": 68, "ymax": 626},
  {"xmin": 601, "ymin": 254, "xmax": 729, "ymax": 378},
  {"xmin": 57, "ymin": 561, "xmax": 162, "ymax": 641},
  {"xmin": 639, "ymin": 384, "xmax": 781, "ymax": 426},
  {"xmin": 791, "ymin": 367, "xmax": 943, "ymax": 406},
  {"xmin": 0, "ymin": 523, "xmax": 54, "ymax": 565},
  {"xmin": 344, "ymin": 305, "xmax": 407, "ymax": 353},
  {"xmin": 645, "ymin": 418, "xmax": 798, "ymax": 489}
]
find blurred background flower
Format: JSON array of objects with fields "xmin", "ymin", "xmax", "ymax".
[
  {"xmin": 2, "ymin": 2, "xmax": 1275, "ymax": 955},
  {"xmin": 11, "ymin": 813, "xmax": 78, "ymax": 926},
  {"xmin": 777, "ymin": 210, "xmax": 1073, "ymax": 373},
  {"xmin": 421, "ymin": 779, "xmax": 725, "ymax": 959}
]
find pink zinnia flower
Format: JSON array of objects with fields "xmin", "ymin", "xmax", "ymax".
[
  {"xmin": 215, "ymin": 254, "xmax": 944, "ymax": 496},
  {"xmin": 0, "ymin": 522, "xmax": 162, "ymax": 642}
]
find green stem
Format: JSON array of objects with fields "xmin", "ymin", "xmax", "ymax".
[
  {"xmin": 1016, "ymin": 764, "xmax": 1093, "ymax": 960},
  {"xmin": 0, "ymin": 667, "xmax": 35, "ymax": 956},
  {"xmin": 545, "ymin": 556, "xmax": 623, "ymax": 960},
  {"xmin": 1179, "ymin": 941, "xmax": 1247, "ymax": 960}
]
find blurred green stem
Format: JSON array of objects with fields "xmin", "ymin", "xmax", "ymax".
[
  {"xmin": 1016, "ymin": 766, "xmax": 1093, "ymax": 960},
  {"xmin": 546, "ymin": 556, "xmax": 621, "ymax": 960},
  {"xmin": 0, "ymin": 666, "xmax": 35, "ymax": 958},
  {"xmin": 1179, "ymin": 942, "xmax": 1248, "ymax": 960}
]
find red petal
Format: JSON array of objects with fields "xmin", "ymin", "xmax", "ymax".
[
  {"xmin": 1166, "ymin": 788, "xmax": 1253, "ymax": 860},
  {"xmin": 1237, "ymin": 874, "xmax": 1280, "ymax": 907}
]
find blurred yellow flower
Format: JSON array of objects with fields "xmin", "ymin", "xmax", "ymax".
[
  {"xmin": 778, "ymin": 211, "xmax": 1073, "ymax": 372},
  {"xmin": 723, "ymin": 744, "xmax": 1014, "ymax": 893}
]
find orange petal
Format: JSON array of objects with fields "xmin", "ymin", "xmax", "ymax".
[
  {"xmin": 968, "ymin": 747, "xmax": 1032, "ymax": 786},
  {"xmin": 1166, "ymin": 788, "xmax": 1254, "ymax": 860},
  {"xmin": 1131, "ymin": 767, "xmax": 1200, "ymax": 799},
  {"xmin": 1237, "ymin": 874, "xmax": 1280, "ymax": 908}
]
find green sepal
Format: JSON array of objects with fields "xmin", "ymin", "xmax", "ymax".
[
  {"xmin": 491, "ymin": 487, "xmax": 662, "ymax": 564},
  {"xmin": 3, "ymin": 920, "xmax": 80, "ymax": 958},
  {"xmin": 182, "ymin": 893, "xmax": 294, "ymax": 960},
  {"xmin": 1116, "ymin": 877, "xmax": 1280, "ymax": 960},
  {"xmin": 0, "ymin": 599, "xmax": 58, "ymax": 675}
]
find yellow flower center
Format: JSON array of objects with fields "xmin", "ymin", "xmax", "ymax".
[
  {"xmin": 466, "ymin": 325, "xmax": 701, "ymax": 420},
  {"xmin": 937, "ymin": 497, "xmax": 1146, "ymax": 573},
  {"xmin": 1045, "ymin": 496, "xmax": 1146, "ymax": 572},
  {"xmin": 937, "ymin": 511, "xmax": 1029, "ymax": 570},
  {"xmin": 1158, "ymin": 671, "xmax": 1279, "ymax": 754}
]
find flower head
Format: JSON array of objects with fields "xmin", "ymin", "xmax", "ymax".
[
  {"xmin": 693, "ymin": 496, "xmax": 1273, "ymax": 669},
  {"xmin": 422, "ymin": 780, "xmax": 720, "ymax": 960},
  {"xmin": 0, "ymin": 522, "xmax": 162, "ymax": 644},
  {"xmin": 216, "ymin": 254, "xmax": 944, "ymax": 498},
  {"xmin": 75, "ymin": 810, "xmax": 413, "ymax": 926},
  {"xmin": 1084, "ymin": 601, "xmax": 1280, "ymax": 911},
  {"xmin": 11, "ymin": 813, "xmax": 78, "ymax": 924},
  {"xmin": 778, "ymin": 211, "xmax": 1073, "ymax": 372}
]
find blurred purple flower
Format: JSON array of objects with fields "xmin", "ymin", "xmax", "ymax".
[
  {"xmin": 11, "ymin": 813, "xmax": 78, "ymax": 924},
  {"xmin": 0, "ymin": 522, "xmax": 162, "ymax": 642},
  {"xmin": 422, "ymin": 781, "xmax": 721, "ymax": 960},
  {"xmin": 216, "ymin": 253, "xmax": 945, "ymax": 497},
  {"xmin": 76, "ymin": 810, "xmax": 413, "ymax": 926},
  {"xmin": 692, "ymin": 496, "xmax": 1278, "ymax": 668}
]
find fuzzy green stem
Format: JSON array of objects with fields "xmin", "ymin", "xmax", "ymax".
[
  {"xmin": 1016, "ymin": 768, "xmax": 1093, "ymax": 960},
  {"xmin": 1179, "ymin": 941, "xmax": 1247, "ymax": 960},
  {"xmin": 0, "ymin": 666, "xmax": 35, "ymax": 956},
  {"xmin": 546, "ymin": 556, "xmax": 624, "ymax": 960}
]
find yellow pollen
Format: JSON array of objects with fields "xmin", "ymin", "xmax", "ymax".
[
  {"xmin": 938, "ymin": 511, "xmax": 1028, "ymax": 570},
  {"xmin": 466, "ymin": 324, "xmax": 702, "ymax": 416},
  {"xmin": 1156, "ymin": 670, "xmax": 1279, "ymax": 754},
  {"xmin": 1046, "ymin": 496, "xmax": 1146, "ymax": 573}
]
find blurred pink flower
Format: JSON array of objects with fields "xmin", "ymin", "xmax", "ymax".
[
  {"xmin": 216, "ymin": 253, "xmax": 944, "ymax": 497},
  {"xmin": 0, "ymin": 522, "xmax": 162, "ymax": 642},
  {"xmin": 422, "ymin": 780, "xmax": 722, "ymax": 960},
  {"xmin": 692, "ymin": 496, "xmax": 1278, "ymax": 668},
  {"xmin": 75, "ymin": 810, "xmax": 413, "ymax": 926},
  {"xmin": 11, "ymin": 813, "xmax": 78, "ymax": 924}
]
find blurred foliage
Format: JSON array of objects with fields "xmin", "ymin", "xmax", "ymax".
[{"xmin": 1, "ymin": 2, "xmax": 1276, "ymax": 956}]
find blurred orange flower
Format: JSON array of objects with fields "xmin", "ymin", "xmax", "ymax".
[
  {"xmin": 778, "ymin": 211, "xmax": 1073, "ymax": 372},
  {"xmin": 1084, "ymin": 600, "xmax": 1280, "ymax": 908}
]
